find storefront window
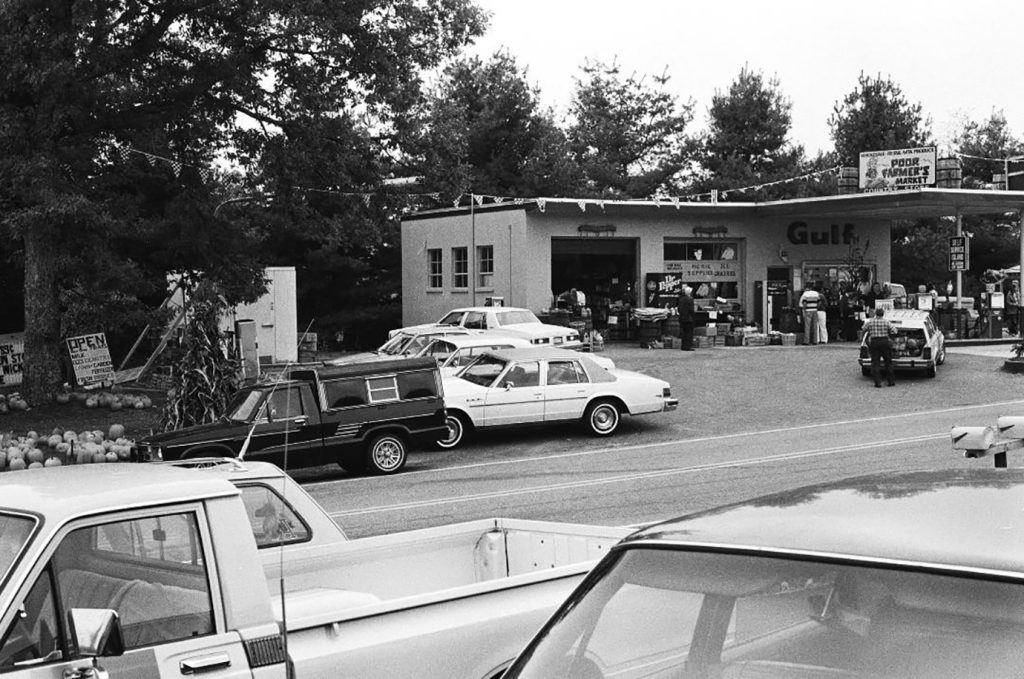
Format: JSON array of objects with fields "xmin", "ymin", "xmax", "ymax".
[{"xmin": 663, "ymin": 239, "xmax": 742, "ymax": 305}]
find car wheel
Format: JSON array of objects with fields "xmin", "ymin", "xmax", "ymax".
[
  {"xmin": 436, "ymin": 413, "xmax": 468, "ymax": 450},
  {"xmin": 937, "ymin": 346, "xmax": 946, "ymax": 365},
  {"xmin": 927, "ymin": 362, "xmax": 937, "ymax": 378},
  {"xmin": 861, "ymin": 367, "xmax": 872, "ymax": 377},
  {"xmin": 366, "ymin": 433, "xmax": 407, "ymax": 475},
  {"xmin": 585, "ymin": 400, "xmax": 620, "ymax": 436}
]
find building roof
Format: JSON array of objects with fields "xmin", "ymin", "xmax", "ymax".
[
  {"xmin": 403, "ymin": 188, "xmax": 1024, "ymax": 222},
  {"xmin": 622, "ymin": 469, "xmax": 1024, "ymax": 577}
]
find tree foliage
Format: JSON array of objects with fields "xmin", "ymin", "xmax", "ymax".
[
  {"xmin": 950, "ymin": 110, "xmax": 1024, "ymax": 188},
  {"xmin": 0, "ymin": 0, "xmax": 485, "ymax": 403},
  {"xmin": 699, "ymin": 67, "xmax": 804, "ymax": 200},
  {"xmin": 567, "ymin": 60, "xmax": 695, "ymax": 198},
  {"xmin": 828, "ymin": 72, "xmax": 932, "ymax": 165},
  {"xmin": 410, "ymin": 51, "xmax": 582, "ymax": 200}
]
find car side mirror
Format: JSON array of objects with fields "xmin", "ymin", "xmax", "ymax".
[
  {"xmin": 504, "ymin": 382, "xmax": 514, "ymax": 390},
  {"xmin": 68, "ymin": 608, "xmax": 124, "ymax": 658}
]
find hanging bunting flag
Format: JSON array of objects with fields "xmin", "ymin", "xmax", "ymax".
[
  {"xmin": 430, "ymin": 193, "xmax": 440, "ymax": 200},
  {"xmin": 362, "ymin": 194, "xmax": 372, "ymax": 207},
  {"xmin": 598, "ymin": 200, "xmax": 605, "ymax": 211},
  {"xmin": 537, "ymin": 198, "xmax": 546, "ymax": 213},
  {"xmin": 670, "ymin": 197, "xmax": 680, "ymax": 209},
  {"xmin": 473, "ymin": 194, "xmax": 484, "ymax": 206},
  {"xmin": 453, "ymin": 194, "xmax": 462, "ymax": 208},
  {"xmin": 170, "ymin": 161, "xmax": 182, "ymax": 177},
  {"xmin": 577, "ymin": 200, "xmax": 587, "ymax": 212},
  {"xmin": 721, "ymin": 191, "xmax": 729, "ymax": 200},
  {"xmin": 493, "ymin": 196, "xmax": 505, "ymax": 204},
  {"xmin": 513, "ymin": 198, "xmax": 525, "ymax": 205}
]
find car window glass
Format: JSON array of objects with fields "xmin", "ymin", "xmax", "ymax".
[
  {"xmin": 0, "ymin": 567, "xmax": 60, "ymax": 669},
  {"xmin": 502, "ymin": 361, "xmax": 540, "ymax": 388},
  {"xmin": 239, "ymin": 485, "xmax": 312, "ymax": 548},
  {"xmin": 266, "ymin": 387, "xmax": 304, "ymax": 420},
  {"xmin": 397, "ymin": 371, "xmax": 437, "ymax": 399},
  {"xmin": 460, "ymin": 355, "xmax": 507, "ymax": 387},
  {"xmin": 367, "ymin": 376, "xmax": 400, "ymax": 402},
  {"xmin": 464, "ymin": 312, "xmax": 487, "ymax": 330},
  {"xmin": 54, "ymin": 513, "xmax": 214, "ymax": 650},
  {"xmin": 438, "ymin": 311, "xmax": 464, "ymax": 325},
  {"xmin": 547, "ymin": 360, "xmax": 585, "ymax": 385},
  {"xmin": 426, "ymin": 340, "xmax": 456, "ymax": 359},
  {"xmin": 324, "ymin": 378, "xmax": 367, "ymax": 408}
]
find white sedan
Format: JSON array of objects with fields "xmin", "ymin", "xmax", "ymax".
[
  {"xmin": 398, "ymin": 306, "xmax": 584, "ymax": 348},
  {"xmin": 437, "ymin": 347, "xmax": 677, "ymax": 449},
  {"xmin": 421, "ymin": 334, "xmax": 615, "ymax": 376}
]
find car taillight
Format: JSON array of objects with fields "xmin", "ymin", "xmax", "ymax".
[
  {"xmin": 663, "ymin": 387, "xmax": 672, "ymax": 398},
  {"xmin": 860, "ymin": 346, "xmax": 869, "ymax": 359},
  {"xmin": 923, "ymin": 346, "xmax": 932, "ymax": 360}
]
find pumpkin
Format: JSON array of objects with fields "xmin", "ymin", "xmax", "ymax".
[
  {"xmin": 109, "ymin": 424, "xmax": 125, "ymax": 439},
  {"xmin": 8, "ymin": 458, "xmax": 26, "ymax": 471},
  {"xmin": 44, "ymin": 457, "xmax": 62, "ymax": 467}
]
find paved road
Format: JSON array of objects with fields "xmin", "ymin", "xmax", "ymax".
[{"xmin": 294, "ymin": 341, "xmax": 1024, "ymax": 538}]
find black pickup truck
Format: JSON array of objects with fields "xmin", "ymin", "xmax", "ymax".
[{"xmin": 134, "ymin": 357, "xmax": 447, "ymax": 474}]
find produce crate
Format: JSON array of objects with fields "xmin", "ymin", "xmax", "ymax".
[
  {"xmin": 781, "ymin": 333, "xmax": 797, "ymax": 346},
  {"xmin": 725, "ymin": 333, "xmax": 744, "ymax": 347},
  {"xmin": 744, "ymin": 333, "xmax": 768, "ymax": 347}
]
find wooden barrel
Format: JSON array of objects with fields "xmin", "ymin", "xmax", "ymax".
[
  {"xmin": 638, "ymin": 320, "xmax": 662, "ymax": 345},
  {"xmin": 663, "ymin": 317, "xmax": 680, "ymax": 337},
  {"xmin": 935, "ymin": 157, "xmax": 962, "ymax": 188},
  {"xmin": 837, "ymin": 166, "xmax": 858, "ymax": 195}
]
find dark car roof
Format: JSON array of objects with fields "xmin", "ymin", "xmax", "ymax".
[
  {"xmin": 622, "ymin": 469, "xmax": 1024, "ymax": 576},
  {"xmin": 301, "ymin": 356, "xmax": 438, "ymax": 379}
]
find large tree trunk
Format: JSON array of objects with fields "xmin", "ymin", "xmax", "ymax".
[{"xmin": 21, "ymin": 223, "xmax": 64, "ymax": 405}]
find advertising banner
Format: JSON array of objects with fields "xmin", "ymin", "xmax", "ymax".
[
  {"xmin": 0, "ymin": 332, "xmax": 24, "ymax": 386},
  {"xmin": 859, "ymin": 147, "xmax": 936, "ymax": 191},
  {"xmin": 66, "ymin": 333, "xmax": 114, "ymax": 386}
]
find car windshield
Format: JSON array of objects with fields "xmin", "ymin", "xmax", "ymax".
[
  {"xmin": 506, "ymin": 547, "xmax": 1024, "ymax": 679},
  {"xmin": 0, "ymin": 514, "xmax": 35, "ymax": 584},
  {"xmin": 495, "ymin": 310, "xmax": 540, "ymax": 326},
  {"xmin": 458, "ymin": 355, "xmax": 508, "ymax": 387},
  {"xmin": 437, "ymin": 311, "xmax": 465, "ymax": 326},
  {"xmin": 225, "ymin": 388, "xmax": 265, "ymax": 422},
  {"xmin": 378, "ymin": 333, "xmax": 413, "ymax": 355}
]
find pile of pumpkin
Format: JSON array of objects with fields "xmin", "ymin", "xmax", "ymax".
[
  {"xmin": 0, "ymin": 424, "xmax": 135, "ymax": 471},
  {"xmin": 0, "ymin": 391, "xmax": 154, "ymax": 413}
]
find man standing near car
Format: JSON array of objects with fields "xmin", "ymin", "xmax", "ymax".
[{"xmin": 861, "ymin": 307, "xmax": 897, "ymax": 387}]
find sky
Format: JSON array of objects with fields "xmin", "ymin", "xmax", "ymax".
[{"xmin": 467, "ymin": 0, "xmax": 1024, "ymax": 157}]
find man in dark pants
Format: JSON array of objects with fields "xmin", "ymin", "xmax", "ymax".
[
  {"xmin": 861, "ymin": 307, "xmax": 897, "ymax": 387},
  {"xmin": 677, "ymin": 285, "xmax": 695, "ymax": 351}
]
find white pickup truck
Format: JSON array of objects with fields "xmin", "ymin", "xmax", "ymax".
[{"xmin": 0, "ymin": 460, "xmax": 630, "ymax": 679}]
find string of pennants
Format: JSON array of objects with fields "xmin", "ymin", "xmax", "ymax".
[
  {"xmin": 452, "ymin": 165, "xmax": 842, "ymax": 212},
  {"xmin": 111, "ymin": 140, "xmax": 841, "ymax": 212},
  {"xmin": 110, "ymin": 143, "xmax": 443, "ymax": 208},
  {"xmin": 954, "ymin": 151, "xmax": 1024, "ymax": 163}
]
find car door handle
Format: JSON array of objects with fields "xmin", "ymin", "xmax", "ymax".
[
  {"xmin": 293, "ymin": 416, "xmax": 308, "ymax": 426},
  {"xmin": 180, "ymin": 652, "xmax": 231, "ymax": 674}
]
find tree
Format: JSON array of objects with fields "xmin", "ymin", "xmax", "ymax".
[
  {"xmin": 951, "ymin": 110, "xmax": 1024, "ymax": 188},
  {"xmin": 828, "ymin": 72, "xmax": 932, "ymax": 165},
  {"xmin": 0, "ymin": 0, "xmax": 486, "ymax": 403},
  {"xmin": 567, "ymin": 59, "xmax": 696, "ymax": 198},
  {"xmin": 410, "ymin": 51, "xmax": 582, "ymax": 201},
  {"xmin": 699, "ymin": 67, "xmax": 804, "ymax": 200}
]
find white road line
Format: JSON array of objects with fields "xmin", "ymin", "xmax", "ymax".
[
  {"xmin": 303, "ymin": 399, "xmax": 1024, "ymax": 490},
  {"xmin": 327, "ymin": 432, "xmax": 949, "ymax": 519}
]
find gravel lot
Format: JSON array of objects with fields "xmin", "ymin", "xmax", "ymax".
[{"xmin": 596, "ymin": 339, "xmax": 1023, "ymax": 438}]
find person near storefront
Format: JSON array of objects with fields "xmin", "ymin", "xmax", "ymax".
[
  {"xmin": 798, "ymin": 285, "xmax": 823, "ymax": 345},
  {"xmin": 1005, "ymin": 281, "xmax": 1021, "ymax": 336},
  {"xmin": 861, "ymin": 307, "xmax": 897, "ymax": 388},
  {"xmin": 677, "ymin": 285, "xmax": 695, "ymax": 351}
]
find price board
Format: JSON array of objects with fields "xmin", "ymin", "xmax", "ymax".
[{"xmin": 948, "ymin": 236, "xmax": 969, "ymax": 272}]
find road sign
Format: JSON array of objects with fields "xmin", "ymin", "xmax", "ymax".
[{"xmin": 949, "ymin": 236, "xmax": 969, "ymax": 272}]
